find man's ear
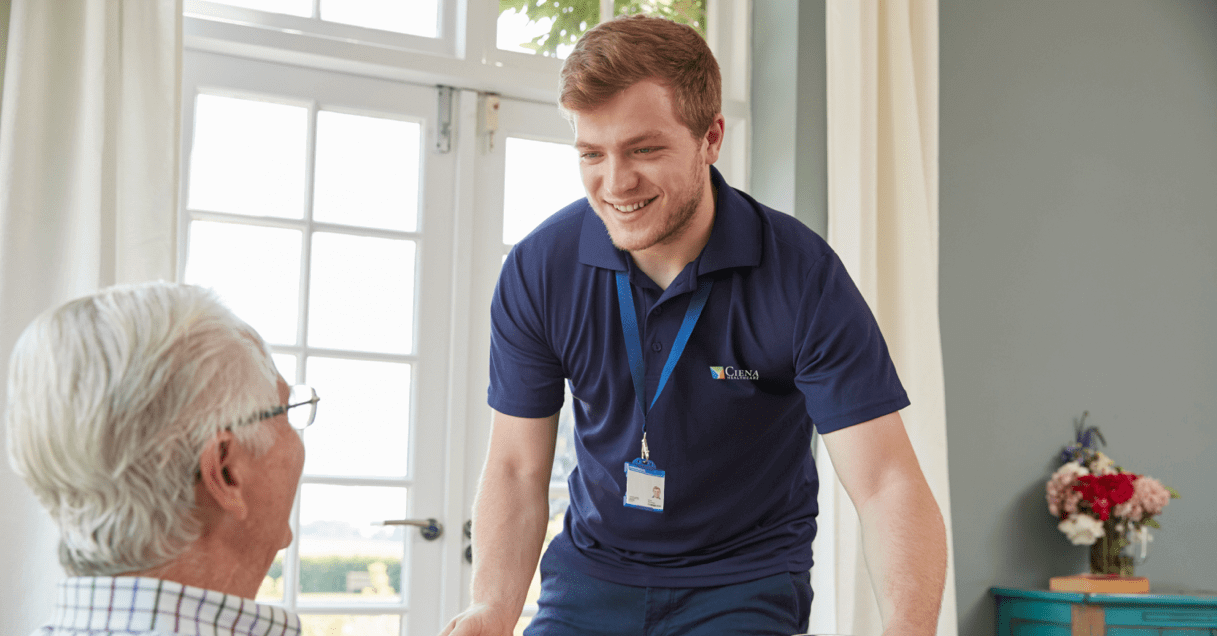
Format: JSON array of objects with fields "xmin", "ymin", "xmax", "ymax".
[
  {"xmin": 198, "ymin": 431, "xmax": 249, "ymax": 521},
  {"xmin": 703, "ymin": 113, "xmax": 726, "ymax": 165}
]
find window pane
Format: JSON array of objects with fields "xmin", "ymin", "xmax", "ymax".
[
  {"xmin": 188, "ymin": 94, "xmax": 307, "ymax": 219},
  {"xmin": 301, "ymin": 615, "xmax": 400, "ymax": 636},
  {"xmin": 497, "ymin": 2, "xmax": 596, "ymax": 58},
  {"xmin": 615, "ymin": 0, "xmax": 707, "ymax": 37},
  {"xmin": 184, "ymin": 221, "xmax": 302, "ymax": 346},
  {"xmin": 503, "ymin": 138, "xmax": 584, "ymax": 245},
  {"xmin": 314, "ymin": 111, "xmax": 420, "ymax": 232},
  {"xmin": 298, "ymin": 484, "xmax": 408, "ymax": 603},
  {"xmin": 207, "ymin": 0, "xmax": 311, "ymax": 17},
  {"xmin": 320, "ymin": 0, "xmax": 438, "ymax": 38},
  {"xmin": 308, "ymin": 233, "xmax": 416, "ymax": 354},
  {"xmin": 302, "ymin": 357, "xmax": 411, "ymax": 477},
  {"xmin": 273, "ymin": 354, "xmax": 299, "ymax": 385}
]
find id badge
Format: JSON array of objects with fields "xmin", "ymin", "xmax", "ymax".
[{"xmin": 624, "ymin": 458, "xmax": 665, "ymax": 512}]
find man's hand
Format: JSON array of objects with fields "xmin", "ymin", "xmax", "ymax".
[{"xmin": 438, "ymin": 603, "xmax": 517, "ymax": 636}]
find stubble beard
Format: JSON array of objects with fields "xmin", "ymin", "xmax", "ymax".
[{"xmin": 601, "ymin": 166, "xmax": 706, "ymax": 253}]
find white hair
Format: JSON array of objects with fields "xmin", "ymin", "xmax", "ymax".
[{"xmin": 5, "ymin": 282, "xmax": 281, "ymax": 576}]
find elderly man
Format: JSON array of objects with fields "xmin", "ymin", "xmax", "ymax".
[{"xmin": 6, "ymin": 282, "xmax": 318, "ymax": 636}]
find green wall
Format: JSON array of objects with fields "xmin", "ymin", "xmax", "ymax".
[{"xmin": 941, "ymin": 1, "xmax": 1217, "ymax": 633}]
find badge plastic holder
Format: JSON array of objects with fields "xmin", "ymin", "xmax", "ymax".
[{"xmin": 624, "ymin": 457, "xmax": 665, "ymax": 512}]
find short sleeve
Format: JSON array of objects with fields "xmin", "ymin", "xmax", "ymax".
[
  {"xmin": 793, "ymin": 251, "xmax": 909, "ymax": 433},
  {"xmin": 488, "ymin": 246, "xmax": 567, "ymax": 418}
]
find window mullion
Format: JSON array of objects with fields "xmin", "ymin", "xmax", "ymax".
[
  {"xmin": 284, "ymin": 99, "xmax": 320, "ymax": 615},
  {"xmin": 299, "ymin": 101, "xmax": 318, "ymax": 361}
]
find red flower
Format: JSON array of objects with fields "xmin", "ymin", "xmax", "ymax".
[
  {"xmin": 1104, "ymin": 473, "xmax": 1137, "ymax": 504},
  {"xmin": 1073, "ymin": 473, "xmax": 1138, "ymax": 521}
]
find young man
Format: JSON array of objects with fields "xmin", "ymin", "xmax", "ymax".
[
  {"xmin": 6, "ymin": 282, "xmax": 318, "ymax": 636},
  {"xmin": 441, "ymin": 15, "xmax": 946, "ymax": 636}
]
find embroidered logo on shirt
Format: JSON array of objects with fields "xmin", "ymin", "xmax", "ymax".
[{"xmin": 709, "ymin": 366, "xmax": 760, "ymax": 380}]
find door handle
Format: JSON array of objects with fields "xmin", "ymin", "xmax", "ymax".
[
  {"xmin": 464, "ymin": 519, "xmax": 473, "ymax": 564},
  {"xmin": 380, "ymin": 518, "xmax": 443, "ymax": 541}
]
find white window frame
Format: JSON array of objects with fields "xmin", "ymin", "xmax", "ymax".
[{"xmin": 182, "ymin": 0, "xmax": 750, "ymax": 187}]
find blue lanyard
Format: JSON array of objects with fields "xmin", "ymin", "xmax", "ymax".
[{"xmin": 615, "ymin": 271, "xmax": 713, "ymax": 421}]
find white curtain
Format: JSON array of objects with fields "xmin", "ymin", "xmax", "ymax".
[
  {"xmin": 812, "ymin": 1, "xmax": 958, "ymax": 635},
  {"xmin": 0, "ymin": 1, "xmax": 180, "ymax": 632}
]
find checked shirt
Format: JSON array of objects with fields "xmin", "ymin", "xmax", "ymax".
[{"xmin": 34, "ymin": 577, "xmax": 301, "ymax": 636}]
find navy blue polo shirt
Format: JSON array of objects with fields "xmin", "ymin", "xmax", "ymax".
[{"xmin": 488, "ymin": 166, "xmax": 908, "ymax": 587}]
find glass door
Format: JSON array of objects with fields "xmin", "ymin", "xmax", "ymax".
[{"xmin": 180, "ymin": 50, "xmax": 461, "ymax": 636}]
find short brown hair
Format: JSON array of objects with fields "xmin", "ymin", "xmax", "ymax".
[{"xmin": 559, "ymin": 15, "xmax": 722, "ymax": 139}]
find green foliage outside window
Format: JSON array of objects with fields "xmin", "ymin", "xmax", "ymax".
[
  {"xmin": 499, "ymin": 0, "xmax": 707, "ymax": 57},
  {"xmin": 265, "ymin": 555, "xmax": 402, "ymax": 595}
]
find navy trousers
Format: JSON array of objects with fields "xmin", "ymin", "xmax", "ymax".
[{"xmin": 523, "ymin": 549, "xmax": 813, "ymax": 636}]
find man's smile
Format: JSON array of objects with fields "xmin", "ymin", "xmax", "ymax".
[{"xmin": 611, "ymin": 196, "xmax": 658, "ymax": 213}]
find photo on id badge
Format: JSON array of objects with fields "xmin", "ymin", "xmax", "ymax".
[{"xmin": 624, "ymin": 462, "xmax": 665, "ymax": 512}]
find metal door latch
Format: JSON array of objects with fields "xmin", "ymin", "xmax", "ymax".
[
  {"xmin": 464, "ymin": 519, "xmax": 473, "ymax": 563},
  {"xmin": 380, "ymin": 518, "xmax": 444, "ymax": 541}
]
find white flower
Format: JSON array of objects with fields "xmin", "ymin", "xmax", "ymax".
[
  {"xmin": 1058, "ymin": 513, "xmax": 1105, "ymax": 546},
  {"xmin": 1090, "ymin": 452, "xmax": 1117, "ymax": 476},
  {"xmin": 1056, "ymin": 461, "xmax": 1091, "ymax": 479}
]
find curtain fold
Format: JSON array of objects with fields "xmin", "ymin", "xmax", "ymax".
[
  {"xmin": 814, "ymin": 1, "xmax": 958, "ymax": 634},
  {"xmin": 0, "ymin": 1, "xmax": 180, "ymax": 633}
]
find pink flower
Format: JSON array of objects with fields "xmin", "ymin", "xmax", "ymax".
[
  {"xmin": 1113, "ymin": 475, "xmax": 1172, "ymax": 522},
  {"xmin": 1046, "ymin": 462, "xmax": 1088, "ymax": 518}
]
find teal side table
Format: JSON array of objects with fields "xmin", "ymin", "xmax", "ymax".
[{"xmin": 992, "ymin": 587, "xmax": 1217, "ymax": 635}]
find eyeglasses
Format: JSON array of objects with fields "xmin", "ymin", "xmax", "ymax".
[
  {"xmin": 195, "ymin": 385, "xmax": 320, "ymax": 481},
  {"xmin": 237, "ymin": 385, "xmax": 320, "ymax": 431}
]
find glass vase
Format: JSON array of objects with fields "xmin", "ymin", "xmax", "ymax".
[{"xmin": 1089, "ymin": 519, "xmax": 1135, "ymax": 576}]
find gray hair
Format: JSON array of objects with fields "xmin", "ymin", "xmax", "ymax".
[{"xmin": 5, "ymin": 282, "xmax": 281, "ymax": 576}]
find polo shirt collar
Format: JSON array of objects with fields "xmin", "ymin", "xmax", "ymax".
[{"xmin": 577, "ymin": 166, "xmax": 763, "ymax": 281}]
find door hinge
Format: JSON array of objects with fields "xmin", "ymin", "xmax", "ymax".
[{"xmin": 483, "ymin": 93, "xmax": 500, "ymax": 152}]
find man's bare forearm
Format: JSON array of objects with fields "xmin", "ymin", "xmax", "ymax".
[
  {"xmin": 467, "ymin": 458, "xmax": 551, "ymax": 623},
  {"xmin": 439, "ymin": 412, "xmax": 558, "ymax": 636},
  {"xmin": 857, "ymin": 474, "xmax": 947, "ymax": 636}
]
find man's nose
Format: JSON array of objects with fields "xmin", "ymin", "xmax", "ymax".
[{"xmin": 603, "ymin": 155, "xmax": 639, "ymax": 198}]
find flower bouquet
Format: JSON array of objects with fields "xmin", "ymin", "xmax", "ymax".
[{"xmin": 1045, "ymin": 412, "xmax": 1180, "ymax": 576}]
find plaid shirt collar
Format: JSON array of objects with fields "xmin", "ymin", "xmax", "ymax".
[{"xmin": 40, "ymin": 577, "xmax": 301, "ymax": 636}]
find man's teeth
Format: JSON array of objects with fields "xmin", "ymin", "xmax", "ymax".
[{"xmin": 613, "ymin": 198, "xmax": 654, "ymax": 212}]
